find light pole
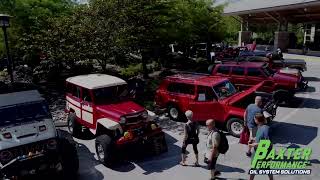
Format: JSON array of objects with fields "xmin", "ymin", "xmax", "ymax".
[{"xmin": 0, "ymin": 14, "xmax": 13, "ymax": 83}]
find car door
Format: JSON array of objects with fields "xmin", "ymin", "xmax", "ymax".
[
  {"xmin": 81, "ymin": 88, "xmax": 94, "ymax": 125},
  {"xmin": 167, "ymin": 82, "xmax": 195, "ymax": 112},
  {"xmin": 67, "ymin": 84, "xmax": 82, "ymax": 119},
  {"xmin": 230, "ymin": 66, "xmax": 247, "ymax": 90},
  {"xmin": 189, "ymin": 86, "xmax": 224, "ymax": 122},
  {"xmin": 246, "ymin": 67, "xmax": 268, "ymax": 89}
]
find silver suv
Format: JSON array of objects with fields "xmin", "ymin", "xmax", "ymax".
[{"xmin": 0, "ymin": 89, "xmax": 78, "ymax": 179}]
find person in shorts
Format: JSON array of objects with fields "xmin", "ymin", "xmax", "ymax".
[
  {"xmin": 244, "ymin": 96, "xmax": 262, "ymax": 157},
  {"xmin": 205, "ymin": 119, "xmax": 221, "ymax": 179},
  {"xmin": 248, "ymin": 113, "xmax": 274, "ymax": 180},
  {"xmin": 180, "ymin": 110, "xmax": 200, "ymax": 166}
]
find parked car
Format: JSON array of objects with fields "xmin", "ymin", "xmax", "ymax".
[
  {"xmin": 209, "ymin": 62, "xmax": 308, "ymax": 102},
  {"xmin": 65, "ymin": 74, "xmax": 167, "ymax": 166},
  {"xmin": 0, "ymin": 89, "xmax": 78, "ymax": 179},
  {"xmin": 154, "ymin": 73, "xmax": 277, "ymax": 137},
  {"xmin": 239, "ymin": 50, "xmax": 307, "ymax": 72}
]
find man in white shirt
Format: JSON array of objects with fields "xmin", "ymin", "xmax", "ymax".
[{"xmin": 205, "ymin": 119, "xmax": 221, "ymax": 179}]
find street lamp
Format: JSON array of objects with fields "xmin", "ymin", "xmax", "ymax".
[{"xmin": 0, "ymin": 14, "xmax": 13, "ymax": 83}]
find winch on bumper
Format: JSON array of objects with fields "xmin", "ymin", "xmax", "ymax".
[
  {"xmin": 116, "ymin": 125, "xmax": 168, "ymax": 156},
  {"xmin": 0, "ymin": 151, "xmax": 62, "ymax": 178},
  {"xmin": 0, "ymin": 137, "xmax": 79, "ymax": 179}
]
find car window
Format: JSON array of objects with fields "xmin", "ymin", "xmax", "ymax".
[
  {"xmin": 82, "ymin": 88, "xmax": 92, "ymax": 102},
  {"xmin": 94, "ymin": 85, "xmax": 129, "ymax": 104},
  {"xmin": 66, "ymin": 83, "xmax": 73, "ymax": 94},
  {"xmin": 231, "ymin": 66, "xmax": 245, "ymax": 76},
  {"xmin": 167, "ymin": 83, "xmax": 195, "ymax": 95},
  {"xmin": 247, "ymin": 68, "xmax": 264, "ymax": 77},
  {"xmin": 216, "ymin": 66, "xmax": 230, "ymax": 75},
  {"xmin": 72, "ymin": 86, "xmax": 81, "ymax": 99},
  {"xmin": 213, "ymin": 81, "xmax": 237, "ymax": 99},
  {"xmin": 197, "ymin": 86, "xmax": 215, "ymax": 101}
]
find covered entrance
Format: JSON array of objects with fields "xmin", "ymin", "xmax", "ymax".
[{"xmin": 223, "ymin": 0, "xmax": 320, "ymax": 54}]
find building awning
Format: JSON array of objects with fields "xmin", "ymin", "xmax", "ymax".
[{"xmin": 222, "ymin": 0, "xmax": 320, "ymax": 23}]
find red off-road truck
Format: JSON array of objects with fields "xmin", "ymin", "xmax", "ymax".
[
  {"xmin": 209, "ymin": 62, "xmax": 308, "ymax": 103},
  {"xmin": 155, "ymin": 74, "xmax": 277, "ymax": 137},
  {"xmin": 65, "ymin": 74, "xmax": 167, "ymax": 166}
]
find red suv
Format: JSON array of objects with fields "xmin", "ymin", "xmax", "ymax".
[
  {"xmin": 155, "ymin": 74, "xmax": 277, "ymax": 137},
  {"xmin": 65, "ymin": 74, "xmax": 167, "ymax": 166},
  {"xmin": 210, "ymin": 62, "xmax": 307, "ymax": 102}
]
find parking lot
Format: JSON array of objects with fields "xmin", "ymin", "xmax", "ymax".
[{"xmin": 67, "ymin": 54, "xmax": 320, "ymax": 180}]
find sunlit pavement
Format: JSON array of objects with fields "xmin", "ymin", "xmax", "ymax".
[{"xmin": 66, "ymin": 54, "xmax": 320, "ymax": 180}]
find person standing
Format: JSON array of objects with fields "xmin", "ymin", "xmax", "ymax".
[
  {"xmin": 205, "ymin": 119, "xmax": 221, "ymax": 179},
  {"xmin": 180, "ymin": 110, "xmax": 200, "ymax": 166},
  {"xmin": 244, "ymin": 96, "xmax": 262, "ymax": 157},
  {"xmin": 249, "ymin": 113, "xmax": 274, "ymax": 180}
]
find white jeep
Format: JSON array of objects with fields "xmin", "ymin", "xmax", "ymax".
[{"xmin": 0, "ymin": 89, "xmax": 78, "ymax": 179}]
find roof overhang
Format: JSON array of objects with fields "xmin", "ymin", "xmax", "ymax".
[{"xmin": 222, "ymin": 0, "xmax": 320, "ymax": 23}]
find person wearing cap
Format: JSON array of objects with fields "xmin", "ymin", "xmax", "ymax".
[
  {"xmin": 244, "ymin": 96, "xmax": 263, "ymax": 157},
  {"xmin": 180, "ymin": 110, "xmax": 200, "ymax": 166}
]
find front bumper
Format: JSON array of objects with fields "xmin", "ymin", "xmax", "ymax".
[
  {"xmin": 0, "ymin": 151, "xmax": 61, "ymax": 178},
  {"xmin": 115, "ymin": 128, "xmax": 167, "ymax": 156},
  {"xmin": 299, "ymin": 79, "xmax": 308, "ymax": 90}
]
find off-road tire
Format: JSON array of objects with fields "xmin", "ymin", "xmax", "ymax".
[
  {"xmin": 67, "ymin": 112, "xmax": 81, "ymax": 137},
  {"xmin": 58, "ymin": 138, "xmax": 79, "ymax": 180},
  {"xmin": 150, "ymin": 133, "xmax": 168, "ymax": 155},
  {"xmin": 95, "ymin": 135, "xmax": 114, "ymax": 167},
  {"xmin": 226, "ymin": 118, "xmax": 244, "ymax": 138},
  {"xmin": 272, "ymin": 89, "xmax": 293, "ymax": 104},
  {"xmin": 167, "ymin": 104, "xmax": 186, "ymax": 122}
]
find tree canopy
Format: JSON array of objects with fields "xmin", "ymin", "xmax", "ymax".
[{"xmin": 1, "ymin": 0, "xmax": 227, "ymax": 79}]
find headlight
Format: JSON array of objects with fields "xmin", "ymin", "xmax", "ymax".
[
  {"xmin": 120, "ymin": 117, "xmax": 126, "ymax": 124},
  {"xmin": 47, "ymin": 139, "xmax": 57, "ymax": 150},
  {"xmin": 142, "ymin": 110, "xmax": 148, "ymax": 119}
]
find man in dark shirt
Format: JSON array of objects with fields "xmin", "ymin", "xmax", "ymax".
[
  {"xmin": 248, "ymin": 113, "xmax": 273, "ymax": 180},
  {"xmin": 244, "ymin": 96, "xmax": 263, "ymax": 157}
]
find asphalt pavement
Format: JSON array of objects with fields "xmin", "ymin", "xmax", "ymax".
[{"xmin": 65, "ymin": 53, "xmax": 320, "ymax": 180}]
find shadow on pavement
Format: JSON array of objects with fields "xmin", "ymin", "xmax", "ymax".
[
  {"xmin": 77, "ymin": 143, "xmax": 104, "ymax": 180},
  {"xmin": 133, "ymin": 133, "xmax": 181, "ymax": 175},
  {"xmin": 270, "ymin": 122, "xmax": 318, "ymax": 145},
  {"xmin": 304, "ymin": 77, "xmax": 320, "ymax": 82},
  {"xmin": 216, "ymin": 164, "xmax": 246, "ymax": 173},
  {"xmin": 299, "ymin": 97, "xmax": 320, "ymax": 109},
  {"xmin": 305, "ymin": 86, "xmax": 316, "ymax": 93},
  {"xmin": 214, "ymin": 178, "xmax": 246, "ymax": 180}
]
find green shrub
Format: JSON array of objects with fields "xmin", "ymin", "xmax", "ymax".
[{"xmin": 120, "ymin": 63, "xmax": 142, "ymax": 78}]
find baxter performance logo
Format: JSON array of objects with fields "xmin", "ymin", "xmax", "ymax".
[{"xmin": 249, "ymin": 140, "xmax": 312, "ymax": 175}]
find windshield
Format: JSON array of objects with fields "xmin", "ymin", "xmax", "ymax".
[
  {"xmin": 262, "ymin": 65, "xmax": 274, "ymax": 76},
  {"xmin": 213, "ymin": 81, "xmax": 237, "ymax": 99},
  {"xmin": 94, "ymin": 84, "xmax": 129, "ymax": 104},
  {"xmin": 0, "ymin": 102, "xmax": 50, "ymax": 127}
]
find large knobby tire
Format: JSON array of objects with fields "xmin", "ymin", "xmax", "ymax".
[
  {"xmin": 167, "ymin": 104, "xmax": 186, "ymax": 122},
  {"xmin": 95, "ymin": 135, "xmax": 114, "ymax": 167},
  {"xmin": 272, "ymin": 89, "xmax": 293, "ymax": 104},
  {"xmin": 67, "ymin": 112, "xmax": 81, "ymax": 137},
  {"xmin": 58, "ymin": 138, "xmax": 79, "ymax": 180},
  {"xmin": 226, "ymin": 118, "xmax": 244, "ymax": 138}
]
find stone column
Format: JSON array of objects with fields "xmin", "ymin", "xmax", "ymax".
[
  {"xmin": 274, "ymin": 31, "xmax": 290, "ymax": 51},
  {"xmin": 238, "ymin": 31, "xmax": 252, "ymax": 46}
]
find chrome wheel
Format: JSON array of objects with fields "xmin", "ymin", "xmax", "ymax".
[
  {"xmin": 169, "ymin": 107, "xmax": 179, "ymax": 119},
  {"xmin": 96, "ymin": 143, "xmax": 105, "ymax": 160},
  {"xmin": 230, "ymin": 121, "xmax": 243, "ymax": 136}
]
